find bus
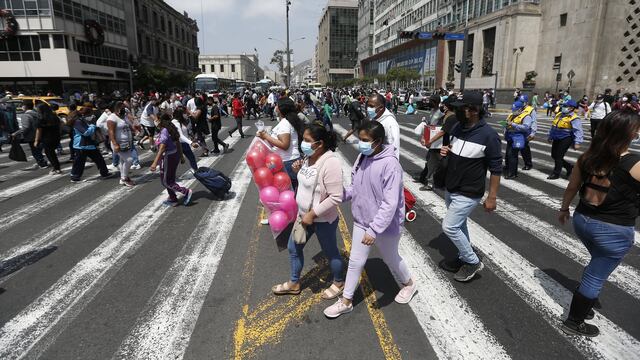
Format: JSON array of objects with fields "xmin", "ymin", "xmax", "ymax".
[
  {"xmin": 255, "ymin": 79, "xmax": 274, "ymax": 92},
  {"xmin": 308, "ymin": 82, "xmax": 323, "ymax": 91},
  {"xmin": 194, "ymin": 74, "xmax": 236, "ymax": 95}
]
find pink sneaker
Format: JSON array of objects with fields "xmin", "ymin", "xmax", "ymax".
[
  {"xmin": 395, "ymin": 280, "xmax": 417, "ymax": 304},
  {"xmin": 323, "ymin": 298, "xmax": 353, "ymax": 318}
]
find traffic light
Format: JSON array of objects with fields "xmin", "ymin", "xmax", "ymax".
[
  {"xmin": 398, "ymin": 31, "xmax": 419, "ymax": 40},
  {"xmin": 455, "ymin": 62, "xmax": 462, "ymax": 73},
  {"xmin": 466, "ymin": 60, "xmax": 474, "ymax": 77}
]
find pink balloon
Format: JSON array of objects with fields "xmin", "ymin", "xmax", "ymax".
[
  {"xmin": 265, "ymin": 153, "xmax": 284, "ymax": 173},
  {"xmin": 279, "ymin": 190, "xmax": 298, "ymax": 215},
  {"xmin": 253, "ymin": 167, "xmax": 273, "ymax": 188},
  {"xmin": 259, "ymin": 186, "xmax": 280, "ymax": 211},
  {"xmin": 246, "ymin": 150, "xmax": 266, "ymax": 171},
  {"xmin": 269, "ymin": 211, "xmax": 290, "ymax": 232},
  {"xmin": 272, "ymin": 172, "xmax": 292, "ymax": 192}
]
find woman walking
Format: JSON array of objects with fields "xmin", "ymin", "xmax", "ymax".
[
  {"xmin": 272, "ymin": 124, "xmax": 345, "ymax": 298},
  {"xmin": 107, "ymin": 101, "xmax": 135, "ymax": 187},
  {"xmin": 171, "ymin": 107, "xmax": 199, "ymax": 171},
  {"xmin": 150, "ymin": 113, "xmax": 193, "ymax": 207},
  {"xmin": 34, "ymin": 103, "xmax": 62, "ymax": 175},
  {"xmin": 192, "ymin": 96, "xmax": 210, "ymax": 157},
  {"xmin": 324, "ymin": 121, "xmax": 416, "ymax": 318},
  {"xmin": 558, "ymin": 110, "xmax": 640, "ymax": 337}
]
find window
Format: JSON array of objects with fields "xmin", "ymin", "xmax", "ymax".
[
  {"xmin": 0, "ymin": 35, "xmax": 50, "ymax": 61},
  {"xmin": 162, "ymin": 43, "xmax": 167, "ymax": 59},
  {"xmin": 153, "ymin": 11, "xmax": 158, "ymax": 28},
  {"xmin": 210, "ymin": 64, "xmax": 215, "ymax": 72},
  {"xmin": 201, "ymin": 65, "xmax": 205, "ymax": 72},
  {"xmin": 220, "ymin": 64, "xmax": 224, "ymax": 72},
  {"xmin": 161, "ymin": 16, "xmax": 165, "ymax": 32},
  {"xmin": 560, "ymin": 13, "xmax": 567, "ymax": 27},
  {"xmin": 142, "ymin": 5, "xmax": 148, "ymax": 23},
  {"xmin": 76, "ymin": 40, "xmax": 128, "ymax": 68},
  {"xmin": 170, "ymin": 46, "xmax": 175, "ymax": 62},
  {"xmin": 52, "ymin": 34, "xmax": 64, "ymax": 49},
  {"xmin": 168, "ymin": 21, "xmax": 173, "ymax": 36},
  {"xmin": 231, "ymin": 64, "xmax": 235, "ymax": 73},
  {"xmin": 39, "ymin": 34, "xmax": 49, "ymax": 48}
]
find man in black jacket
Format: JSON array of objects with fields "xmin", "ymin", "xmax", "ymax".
[
  {"xmin": 439, "ymin": 91, "xmax": 502, "ymax": 282},
  {"xmin": 12, "ymin": 100, "xmax": 48, "ymax": 168}
]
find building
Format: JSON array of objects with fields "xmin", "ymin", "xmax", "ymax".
[
  {"xmin": 317, "ymin": 0, "xmax": 358, "ymax": 84},
  {"xmin": 198, "ymin": 54, "xmax": 264, "ymax": 83},
  {"xmin": 0, "ymin": 0, "xmax": 134, "ymax": 94},
  {"xmin": 133, "ymin": 0, "xmax": 200, "ymax": 74},
  {"xmin": 263, "ymin": 69, "xmax": 281, "ymax": 85},
  {"xmin": 357, "ymin": 0, "xmax": 375, "ymax": 65},
  {"xmin": 360, "ymin": 0, "xmax": 639, "ymax": 98}
]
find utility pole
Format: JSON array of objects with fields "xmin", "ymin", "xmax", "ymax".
[
  {"xmin": 286, "ymin": 1, "xmax": 291, "ymax": 89},
  {"xmin": 459, "ymin": 0, "xmax": 470, "ymax": 91}
]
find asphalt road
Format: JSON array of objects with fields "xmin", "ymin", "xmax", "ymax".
[{"xmin": 0, "ymin": 111, "xmax": 639, "ymax": 360}]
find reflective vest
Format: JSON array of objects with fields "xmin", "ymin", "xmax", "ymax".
[
  {"xmin": 508, "ymin": 106, "xmax": 534, "ymax": 125},
  {"xmin": 552, "ymin": 112, "xmax": 578, "ymax": 129}
]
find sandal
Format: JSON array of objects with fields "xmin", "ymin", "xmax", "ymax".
[
  {"xmin": 272, "ymin": 281, "xmax": 301, "ymax": 296},
  {"xmin": 321, "ymin": 283, "xmax": 344, "ymax": 300}
]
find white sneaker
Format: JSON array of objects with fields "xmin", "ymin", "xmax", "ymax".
[
  {"xmin": 130, "ymin": 164, "xmax": 141, "ymax": 170},
  {"xmin": 107, "ymin": 164, "xmax": 118, "ymax": 171},
  {"xmin": 394, "ymin": 280, "xmax": 417, "ymax": 304},
  {"xmin": 323, "ymin": 299, "xmax": 353, "ymax": 318},
  {"xmin": 260, "ymin": 219, "xmax": 269, "ymax": 225}
]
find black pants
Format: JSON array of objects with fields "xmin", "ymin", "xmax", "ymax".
[
  {"xmin": 420, "ymin": 149, "xmax": 441, "ymax": 184},
  {"xmin": 210, "ymin": 121, "xmax": 227, "ymax": 152},
  {"xmin": 551, "ymin": 137, "xmax": 573, "ymax": 176},
  {"xmin": 521, "ymin": 140, "xmax": 533, "ymax": 168},
  {"xmin": 71, "ymin": 149, "xmax": 109, "ymax": 180},
  {"xmin": 230, "ymin": 116, "xmax": 245, "ymax": 137},
  {"xmin": 590, "ymin": 119, "xmax": 602, "ymax": 138},
  {"xmin": 43, "ymin": 143, "xmax": 60, "ymax": 170},
  {"xmin": 26, "ymin": 140, "xmax": 47, "ymax": 166}
]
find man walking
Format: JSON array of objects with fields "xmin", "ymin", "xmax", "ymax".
[
  {"xmin": 12, "ymin": 100, "xmax": 48, "ymax": 169},
  {"xmin": 439, "ymin": 91, "xmax": 502, "ymax": 282}
]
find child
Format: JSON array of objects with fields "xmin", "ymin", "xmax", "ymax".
[{"xmin": 150, "ymin": 113, "xmax": 193, "ymax": 207}]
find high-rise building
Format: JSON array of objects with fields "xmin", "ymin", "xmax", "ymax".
[
  {"xmin": 317, "ymin": 0, "xmax": 358, "ymax": 84},
  {"xmin": 357, "ymin": 0, "xmax": 375, "ymax": 65},
  {"xmin": 198, "ymin": 54, "xmax": 264, "ymax": 83}
]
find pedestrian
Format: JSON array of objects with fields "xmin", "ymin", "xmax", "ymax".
[
  {"xmin": 107, "ymin": 101, "xmax": 135, "ymax": 187},
  {"xmin": 33, "ymin": 103, "xmax": 61, "ymax": 175},
  {"xmin": 191, "ymin": 96, "xmax": 210, "ymax": 157},
  {"xmin": 208, "ymin": 98, "xmax": 229, "ymax": 154},
  {"xmin": 69, "ymin": 107, "xmax": 112, "ymax": 182},
  {"xmin": 342, "ymin": 98, "xmax": 365, "ymax": 142},
  {"xmin": 504, "ymin": 100, "xmax": 534, "ymax": 179},
  {"xmin": 12, "ymin": 99, "xmax": 48, "ymax": 169},
  {"xmin": 228, "ymin": 92, "xmax": 246, "ymax": 138},
  {"xmin": 150, "ymin": 113, "xmax": 193, "ymax": 207},
  {"xmin": 420, "ymin": 96, "xmax": 457, "ymax": 190},
  {"xmin": 322, "ymin": 99, "xmax": 334, "ymax": 131},
  {"xmin": 272, "ymin": 123, "xmax": 345, "ymax": 299},
  {"xmin": 257, "ymin": 97, "xmax": 303, "ymax": 191},
  {"xmin": 418, "ymin": 96, "xmax": 444, "ymax": 189},
  {"xmin": 588, "ymin": 94, "xmax": 611, "ymax": 138},
  {"xmin": 171, "ymin": 107, "xmax": 199, "ymax": 171},
  {"xmin": 366, "ymin": 93, "xmax": 400, "ymax": 159},
  {"xmin": 547, "ymin": 100, "xmax": 584, "ymax": 180},
  {"xmin": 323, "ymin": 121, "xmax": 416, "ymax": 318},
  {"xmin": 438, "ymin": 91, "xmax": 502, "ymax": 282},
  {"xmin": 558, "ymin": 109, "xmax": 640, "ymax": 337},
  {"xmin": 138, "ymin": 98, "xmax": 159, "ymax": 150}
]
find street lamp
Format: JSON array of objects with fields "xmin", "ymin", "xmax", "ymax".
[{"xmin": 268, "ymin": 35, "xmax": 305, "ymax": 87}]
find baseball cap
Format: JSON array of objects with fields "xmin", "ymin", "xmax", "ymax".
[
  {"xmin": 512, "ymin": 101, "xmax": 525, "ymax": 111},
  {"xmin": 563, "ymin": 99, "xmax": 578, "ymax": 108},
  {"xmin": 451, "ymin": 91, "xmax": 484, "ymax": 107}
]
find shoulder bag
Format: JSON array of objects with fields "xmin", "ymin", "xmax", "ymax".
[{"xmin": 291, "ymin": 154, "xmax": 332, "ymax": 244}]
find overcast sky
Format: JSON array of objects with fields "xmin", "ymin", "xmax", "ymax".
[{"xmin": 164, "ymin": 0, "xmax": 325, "ymax": 70}]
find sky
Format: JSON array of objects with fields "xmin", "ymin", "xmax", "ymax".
[{"xmin": 164, "ymin": 0, "xmax": 326, "ymax": 71}]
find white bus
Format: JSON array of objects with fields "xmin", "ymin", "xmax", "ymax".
[
  {"xmin": 194, "ymin": 74, "xmax": 236, "ymax": 94},
  {"xmin": 308, "ymin": 82, "xmax": 323, "ymax": 91}
]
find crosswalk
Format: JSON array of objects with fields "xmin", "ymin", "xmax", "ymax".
[{"xmin": 0, "ymin": 116, "xmax": 639, "ymax": 359}]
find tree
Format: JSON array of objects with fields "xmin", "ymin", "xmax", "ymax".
[{"xmin": 270, "ymin": 49, "xmax": 294, "ymax": 74}]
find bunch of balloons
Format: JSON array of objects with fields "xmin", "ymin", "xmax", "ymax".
[{"xmin": 246, "ymin": 139, "xmax": 297, "ymax": 235}]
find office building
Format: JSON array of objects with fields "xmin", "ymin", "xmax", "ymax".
[
  {"xmin": 357, "ymin": 0, "xmax": 375, "ymax": 65},
  {"xmin": 317, "ymin": 0, "xmax": 358, "ymax": 84},
  {"xmin": 198, "ymin": 54, "xmax": 264, "ymax": 83}
]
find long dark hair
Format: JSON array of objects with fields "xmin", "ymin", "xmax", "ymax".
[
  {"xmin": 580, "ymin": 110, "xmax": 640, "ymax": 176},
  {"xmin": 36, "ymin": 103, "xmax": 59, "ymax": 127},
  {"xmin": 359, "ymin": 120, "xmax": 386, "ymax": 144},
  {"xmin": 159, "ymin": 113, "xmax": 180, "ymax": 142},
  {"xmin": 173, "ymin": 107, "xmax": 188, "ymax": 126},
  {"xmin": 305, "ymin": 123, "xmax": 338, "ymax": 152},
  {"xmin": 277, "ymin": 97, "xmax": 305, "ymax": 152}
]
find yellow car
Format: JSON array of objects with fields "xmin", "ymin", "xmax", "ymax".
[{"xmin": 15, "ymin": 96, "xmax": 92, "ymax": 120}]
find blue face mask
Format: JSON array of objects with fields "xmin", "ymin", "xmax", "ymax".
[
  {"xmin": 358, "ymin": 140, "xmax": 377, "ymax": 156},
  {"xmin": 632, "ymin": 133, "xmax": 640, "ymax": 146},
  {"xmin": 300, "ymin": 141, "xmax": 318, "ymax": 156},
  {"xmin": 366, "ymin": 107, "xmax": 377, "ymax": 120}
]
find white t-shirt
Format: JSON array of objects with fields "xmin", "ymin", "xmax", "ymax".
[
  {"xmin": 107, "ymin": 113, "xmax": 132, "ymax": 146},
  {"xmin": 377, "ymin": 109, "xmax": 400, "ymax": 159},
  {"xmin": 269, "ymin": 118, "xmax": 300, "ymax": 161},
  {"xmin": 186, "ymin": 98, "xmax": 197, "ymax": 114},
  {"xmin": 139, "ymin": 103, "xmax": 157, "ymax": 127}
]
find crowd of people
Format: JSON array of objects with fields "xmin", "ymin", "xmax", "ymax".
[{"xmin": 1, "ymin": 83, "xmax": 639, "ymax": 338}]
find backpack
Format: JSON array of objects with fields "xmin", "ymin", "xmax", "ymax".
[{"xmin": 193, "ymin": 167, "xmax": 232, "ymax": 199}]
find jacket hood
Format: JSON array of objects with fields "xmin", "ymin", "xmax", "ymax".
[{"xmin": 369, "ymin": 143, "xmax": 397, "ymax": 160}]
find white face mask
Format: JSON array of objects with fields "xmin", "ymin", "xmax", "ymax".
[{"xmin": 623, "ymin": 97, "xmax": 629, "ymax": 102}]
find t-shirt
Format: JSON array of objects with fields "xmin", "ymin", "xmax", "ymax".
[
  {"xmin": 140, "ymin": 103, "xmax": 157, "ymax": 127},
  {"xmin": 269, "ymin": 118, "xmax": 299, "ymax": 161},
  {"xmin": 295, "ymin": 152, "xmax": 343, "ymax": 223},
  {"xmin": 107, "ymin": 113, "xmax": 132, "ymax": 147},
  {"xmin": 156, "ymin": 127, "xmax": 177, "ymax": 154}
]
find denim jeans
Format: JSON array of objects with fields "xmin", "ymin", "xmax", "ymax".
[
  {"xmin": 288, "ymin": 220, "xmax": 344, "ymax": 284},
  {"xmin": 283, "ymin": 158, "xmax": 300, "ymax": 192},
  {"xmin": 443, "ymin": 191, "xmax": 482, "ymax": 264},
  {"xmin": 573, "ymin": 212, "xmax": 635, "ymax": 299}
]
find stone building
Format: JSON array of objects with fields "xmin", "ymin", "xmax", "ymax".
[
  {"xmin": 198, "ymin": 54, "xmax": 264, "ymax": 83},
  {"xmin": 317, "ymin": 0, "xmax": 359, "ymax": 84}
]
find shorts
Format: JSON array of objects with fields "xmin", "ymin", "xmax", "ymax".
[{"xmin": 142, "ymin": 125, "xmax": 156, "ymax": 137}]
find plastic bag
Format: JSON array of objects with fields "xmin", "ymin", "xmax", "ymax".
[
  {"xmin": 405, "ymin": 104, "xmax": 415, "ymax": 114},
  {"xmin": 246, "ymin": 137, "xmax": 296, "ymax": 239}
]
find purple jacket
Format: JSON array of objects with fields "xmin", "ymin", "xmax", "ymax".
[{"xmin": 344, "ymin": 144, "xmax": 405, "ymax": 238}]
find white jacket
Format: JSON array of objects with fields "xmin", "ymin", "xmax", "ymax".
[
  {"xmin": 376, "ymin": 108, "xmax": 400, "ymax": 159},
  {"xmin": 588, "ymin": 101, "xmax": 611, "ymax": 120}
]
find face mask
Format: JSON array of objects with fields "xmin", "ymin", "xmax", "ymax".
[
  {"xmin": 623, "ymin": 97, "xmax": 629, "ymax": 102},
  {"xmin": 358, "ymin": 140, "xmax": 377, "ymax": 156},
  {"xmin": 366, "ymin": 107, "xmax": 377, "ymax": 120},
  {"xmin": 439, "ymin": 105, "xmax": 446, "ymax": 113},
  {"xmin": 561, "ymin": 107, "xmax": 571, "ymax": 114},
  {"xmin": 597, "ymin": 99, "xmax": 603, "ymax": 103},
  {"xmin": 632, "ymin": 132, "xmax": 640, "ymax": 145},
  {"xmin": 300, "ymin": 141, "xmax": 318, "ymax": 156}
]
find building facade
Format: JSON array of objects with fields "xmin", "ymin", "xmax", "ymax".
[
  {"xmin": 198, "ymin": 54, "xmax": 264, "ymax": 83},
  {"xmin": 133, "ymin": 0, "xmax": 199, "ymax": 74},
  {"xmin": 317, "ymin": 0, "xmax": 358, "ymax": 84},
  {"xmin": 357, "ymin": 0, "xmax": 375, "ymax": 65},
  {"xmin": 0, "ymin": 0, "xmax": 133, "ymax": 94}
]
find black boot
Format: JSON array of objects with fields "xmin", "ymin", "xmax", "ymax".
[{"xmin": 561, "ymin": 291, "xmax": 599, "ymax": 337}]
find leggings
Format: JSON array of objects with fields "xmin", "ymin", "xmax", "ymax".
[
  {"xmin": 343, "ymin": 226, "xmax": 411, "ymax": 300},
  {"xmin": 117, "ymin": 149, "xmax": 133, "ymax": 179},
  {"xmin": 159, "ymin": 151, "xmax": 189, "ymax": 201}
]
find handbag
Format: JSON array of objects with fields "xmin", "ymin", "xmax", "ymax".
[
  {"xmin": 9, "ymin": 137, "xmax": 27, "ymax": 162},
  {"xmin": 291, "ymin": 154, "xmax": 332, "ymax": 245},
  {"xmin": 512, "ymin": 133, "xmax": 526, "ymax": 149}
]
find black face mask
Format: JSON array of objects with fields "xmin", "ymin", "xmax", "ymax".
[
  {"xmin": 119, "ymin": 108, "xmax": 127, "ymax": 118},
  {"xmin": 454, "ymin": 107, "xmax": 468, "ymax": 125}
]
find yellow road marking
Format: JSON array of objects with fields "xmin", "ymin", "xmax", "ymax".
[{"xmin": 338, "ymin": 207, "xmax": 403, "ymax": 360}]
